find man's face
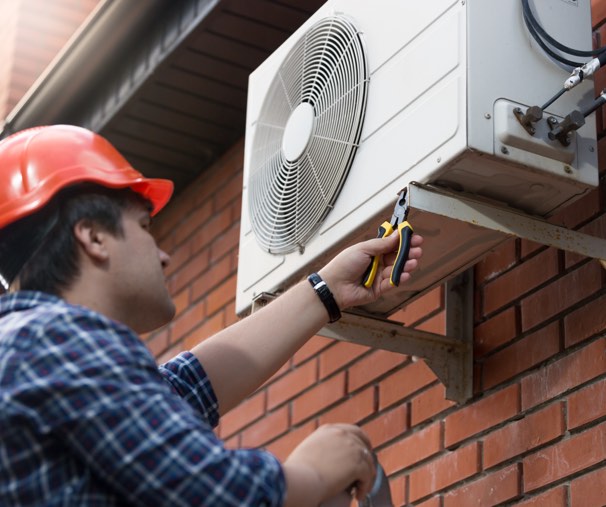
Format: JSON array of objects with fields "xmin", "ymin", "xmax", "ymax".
[{"xmin": 108, "ymin": 204, "xmax": 176, "ymax": 333}]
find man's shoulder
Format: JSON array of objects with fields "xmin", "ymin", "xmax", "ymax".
[{"xmin": 0, "ymin": 291, "xmax": 135, "ymax": 346}]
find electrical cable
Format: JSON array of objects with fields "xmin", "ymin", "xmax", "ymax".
[
  {"xmin": 540, "ymin": 88, "xmax": 567, "ymax": 111},
  {"xmin": 522, "ymin": 0, "xmax": 606, "ymax": 59}
]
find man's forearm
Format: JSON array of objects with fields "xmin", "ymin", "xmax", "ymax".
[{"xmin": 190, "ymin": 278, "xmax": 329, "ymax": 415}]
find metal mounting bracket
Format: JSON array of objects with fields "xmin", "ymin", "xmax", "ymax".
[
  {"xmin": 251, "ymin": 183, "xmax": 606, "ymax": 405},
  {"xmin": 317, "ymin": 270, "xmax": 474, "ymax": 404}
]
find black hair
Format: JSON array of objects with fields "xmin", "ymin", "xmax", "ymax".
[{"xmin": 0, "ymin": 185, "xmax": 149, "ymax": 296}]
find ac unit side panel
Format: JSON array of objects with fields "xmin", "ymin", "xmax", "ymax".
[{"xmin": 466, "ymin": 0, "xmax": 597, "ymax": 185}]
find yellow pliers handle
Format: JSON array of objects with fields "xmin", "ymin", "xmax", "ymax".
[{"xmin": 361, "ymin": 221, "xmax": 394, "ymax": 288}]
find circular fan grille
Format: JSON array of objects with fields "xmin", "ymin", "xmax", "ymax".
[{"xmin": 248, "ymin": 15, "xmax": 369, "ymax": 254}]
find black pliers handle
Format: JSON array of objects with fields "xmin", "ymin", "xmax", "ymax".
[{"xmin": 362, "ymin": 189, "xmax": 413, "ymax": 288}]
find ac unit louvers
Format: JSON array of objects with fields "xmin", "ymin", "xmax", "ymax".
[{"xmin": 237, "ymin": 0, "xmax": 598, "ymax": 317}]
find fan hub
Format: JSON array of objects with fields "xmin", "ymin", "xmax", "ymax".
[{"xmin": 282, "ymin": 102, "xmax": 315, "ymax": 162}]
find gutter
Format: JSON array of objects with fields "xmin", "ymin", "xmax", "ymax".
[{"xmin": 2, "ymin": 0, "xmax": 219, "ymax": 138}]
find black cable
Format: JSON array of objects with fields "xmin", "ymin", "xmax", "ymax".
[
  {"xmin": 522, "ymin": 0, "xmax": 606, "ymax": 58},
  {"xmin": 522, "ymin": 9, "xmax": 584, "ymax": 67},
  {"xmin": 581, "ymin": 93, "xmax": 606, "ymax": 118},
  {"xmin": 541, "ymin": 88, "xmax": 567, "ymax": 111}
]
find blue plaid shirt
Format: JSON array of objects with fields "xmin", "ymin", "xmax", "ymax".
[{"xmin": 0, "ymin": 291, "xmax": 285, "ymax": 506}]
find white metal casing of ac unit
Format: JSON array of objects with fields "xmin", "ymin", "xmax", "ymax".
[{"xmin": 236, "ymin": 0, "xmax": 598, "ymax": 317}]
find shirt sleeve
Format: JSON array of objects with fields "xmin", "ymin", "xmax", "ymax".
[
  {"xmin": 17, "ymin": 312, "xmax": 286, "ymax": 507},
  {"xmin": 158, "ymin": 351, "xmax": 220, "ymax": 428}
]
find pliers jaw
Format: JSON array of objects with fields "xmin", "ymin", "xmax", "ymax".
[
  {"xmin": 361, "ymin": 187, "xmax": 414, "ymax": 288},
  {"xmin": 389, "ymin": 188, "xmax": 410, "ymax": 228}
]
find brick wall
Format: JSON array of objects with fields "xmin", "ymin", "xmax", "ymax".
[
  {"xmin": 0, "ymin": 0, "xmax": 99, "ymax": 119},
  {"xmin": 147, "ymin": 5, "xmax": 606, "ymax": 507}
]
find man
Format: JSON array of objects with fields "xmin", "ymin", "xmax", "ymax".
[{"xmin": 0, "ymin": 125, "xmax": 423, "ymax": 506}]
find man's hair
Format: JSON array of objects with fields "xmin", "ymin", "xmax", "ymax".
[{"xmin": 0, "ymin": 185, "xmax": 150, "ymax": 295}]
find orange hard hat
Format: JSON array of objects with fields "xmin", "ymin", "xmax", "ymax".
[{"xmin": 0, "ymin": 125, "xmax": 174, "ymax": 230}]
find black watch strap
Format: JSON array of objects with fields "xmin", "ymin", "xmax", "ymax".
[{"xmin": 307, "ymin": 272, "xmax": 341, "ymax": 323}]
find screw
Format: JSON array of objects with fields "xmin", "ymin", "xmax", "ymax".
[
  {"xmin": 485, "ymin": 113, "xmax": 491, "ymax": 119},
  {"xmin": 501, "ymin": 146, "xmax": 509, "ymax": 155},
  {"xmin": 564, "ymin": 165, "xmax": 573, "ymax": 174},
  {"xmin": 589, "ymin": 146, "xmax": 595, "ymax": 152},
  {"xmin": 437, "ymin": 157, "xmax": 442, "ymax": 163}
]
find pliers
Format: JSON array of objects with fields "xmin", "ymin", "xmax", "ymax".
[{"xmin": 361, "ymin": 188, "xmax": 413, "ymax": 288}]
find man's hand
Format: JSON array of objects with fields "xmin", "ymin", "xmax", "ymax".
[
  {"xmin": 319, "ymin": 232, "xmax": 424, "ymax": 310},
  {"xmin": 282, "ymin": 424, "xmax": 375, "ymax": 506}
]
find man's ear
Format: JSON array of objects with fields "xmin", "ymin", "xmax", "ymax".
[{"xmin": 73, "ymin": 220, "xmax": 110, "ymax": 262}]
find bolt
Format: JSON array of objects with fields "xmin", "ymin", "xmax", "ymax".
[
  {"xmin": 564, "ymin": 165, "xmax": 573, "ymax": 174},
  {"xmin": 501, "ymin": 146, "xmax": 509, "ymax": 155},
  {"xmin": 484, "ymin": 113, "xmax": 491, "ymax": 119},
  {"xmin": 548, "ymin": 117, "xmax": 558, "ymax": 124}
]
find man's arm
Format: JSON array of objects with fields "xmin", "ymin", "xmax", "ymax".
[{"xmin": 190, "ymin": 231, "xmax": 423, "ymax": 415}]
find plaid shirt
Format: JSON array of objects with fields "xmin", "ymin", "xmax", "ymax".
[{"xmin": 0, "ymin": 291, "xmax": 285, "ymax": 506}]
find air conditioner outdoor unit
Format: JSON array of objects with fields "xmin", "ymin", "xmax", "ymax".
[{"xmin": 236, "ymin": 0, "xmax": 598, "ymax": 317}]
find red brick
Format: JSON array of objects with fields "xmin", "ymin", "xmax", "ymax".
[
  {"xmin": 163, "ymin": 240, "xmax": 192, "ymax": 277},
  {"xmin": 319, "ymin": 341, "xmax": 369, "ymax": 379},
  {"xmin": 173, "ymin": 200, "xmax": 213, "ymax": 246},
  {"xmin": 190, "ymin": 207, "xmax": 233, "ymax": 253},
  {"xmin": 593, "ymin": 0, "xmax": 606, "ymax": 28},
  {"xmin": 475, "ymin": 238, "xmax": 517, "ymax": 283},
  {"xmin": 568, "ymin": 378, "xmax": 606, "ymax": 429},
  {"xmin": 168, "ymin": 248, "xmax": 210, "ymax": 294},
  {"xmin": 388, "ymin": 475, "xmax": 406, "ymax": 507},
  {"xmin": 521, "ymin": 261, "xmax": 602, "ymax": 331},
  {"xmin": 191, "ymin": 254, "xmax": 233, "ymax": 301},
  {"xmin": 267, "ymin": 360, "xmax": 317, "ymax": 410},
  {"xmin": 524, "ymin": 422, "xmax": 606, "ymax": 492},
  {"xmin": 171, "ymin": 288, "xmax": 190, "ymax": 317},
  {"xmin": 520, "ymin": 239, "xmax": 544, "ymax": 260},
  {"xmin": 415, "ymin": 497, "xmax": 440, "ymax": 507},
  {"xmin": 170, "ymin": 299, "xmax": 206, "ymax": 343},
  {"xmin": 474, "ymin": 307, "xmax": 518, "ymax": 357},
  {"xmin": 444, "ymin": 384, "xmax": 520, "ymax": 447},
  {"xmin": 443, "ymin": 464, "xmax": 520, "ymax": 507},
  {"xmin": 319, "ymin": 387, "xmax": 375, "ymax": 426},
  {"xmin": 219, "ymin": 391, "xmax": 266, "ymax": 438},
  {"xmin": 145, "ymin": 329, "xmax": 169, "ymax": 359},
  {"xmin": 566, "ymin": 215, "xmax": 606, "ymax": 268},
  {"xmin": 564, "ymin": 293, "xmax": 606, "ymax": 347},
  {"xmin": 521, "ymin": 338, "xmax": 606, "ymax": 409},
  {"xmin": 377, "ymin": 422, "xmax": 441, "ymax": 476},
  {"xmin": 409, "ymin": 443, "xmax": 480, "ymax": 502},
  {"xmin": 293, "ymin": 335, "xmax": 333, "ymax": 365},
  {"xmin": 214, "ymin": 173, "xmax": 243, "ymax": 211},
  {"xmin": 483, "ymin": 402, "xmax": 565, "ymax": 468},
  {"xmin": 291, "ymin": 373, "xmax": 346, "ymax": 424},
  {"xmin": 264, "ymin": 421, "xmax": 317, "ymax": 462},
  {"xmin": 570, "ymin": 466, "xmax": 606, "ymax": 507},
  {"xmin": 348, "ymin": 349, "xmax": 408, "ymax": 393},
  {"xmin": 378, "ymin": 361, "xmax": 437, "ymax": 410},
  {"xmin": 206, "ymin": 274, "xmax": 237, "ymax": 315},
  {"xmin": 390, "ymin": 287, "xmax": 443, "ymax": 326},
  {"xmin": 483, "ymin": 248, "xmax": 559, "ymax": 315},
  {"xmin": 411, "ymin": 383, "xmax": 455, "ymax": 426},
  {"xmin": 415, "ymin": 310, "xmax": 445, "ymax": 334},
  {"xmin": 361, "ymin": 405, "xmax": 408, "ymax": 448},
  {"xmin": 182, "ymin": 311, "xmax": 224, "ymax": 349},
  {"xmin": 210, "ymin": 223, "xmax": 240, "ymax": 262},
  {"xmin": 240, "ymin": 406, "xmax": 289, "ymax": 448},
  {"xmin": 516, "ymin": 486, "xmax": 567, "ymax": 507},
  {"xmin": 482, "ymin": 322, "xmax": 560, "ymax": 389}
]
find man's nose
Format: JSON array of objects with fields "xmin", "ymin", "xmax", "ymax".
[{"xmin": 159, "ymin": 249, "xmax": 171, "ymax": 269}]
